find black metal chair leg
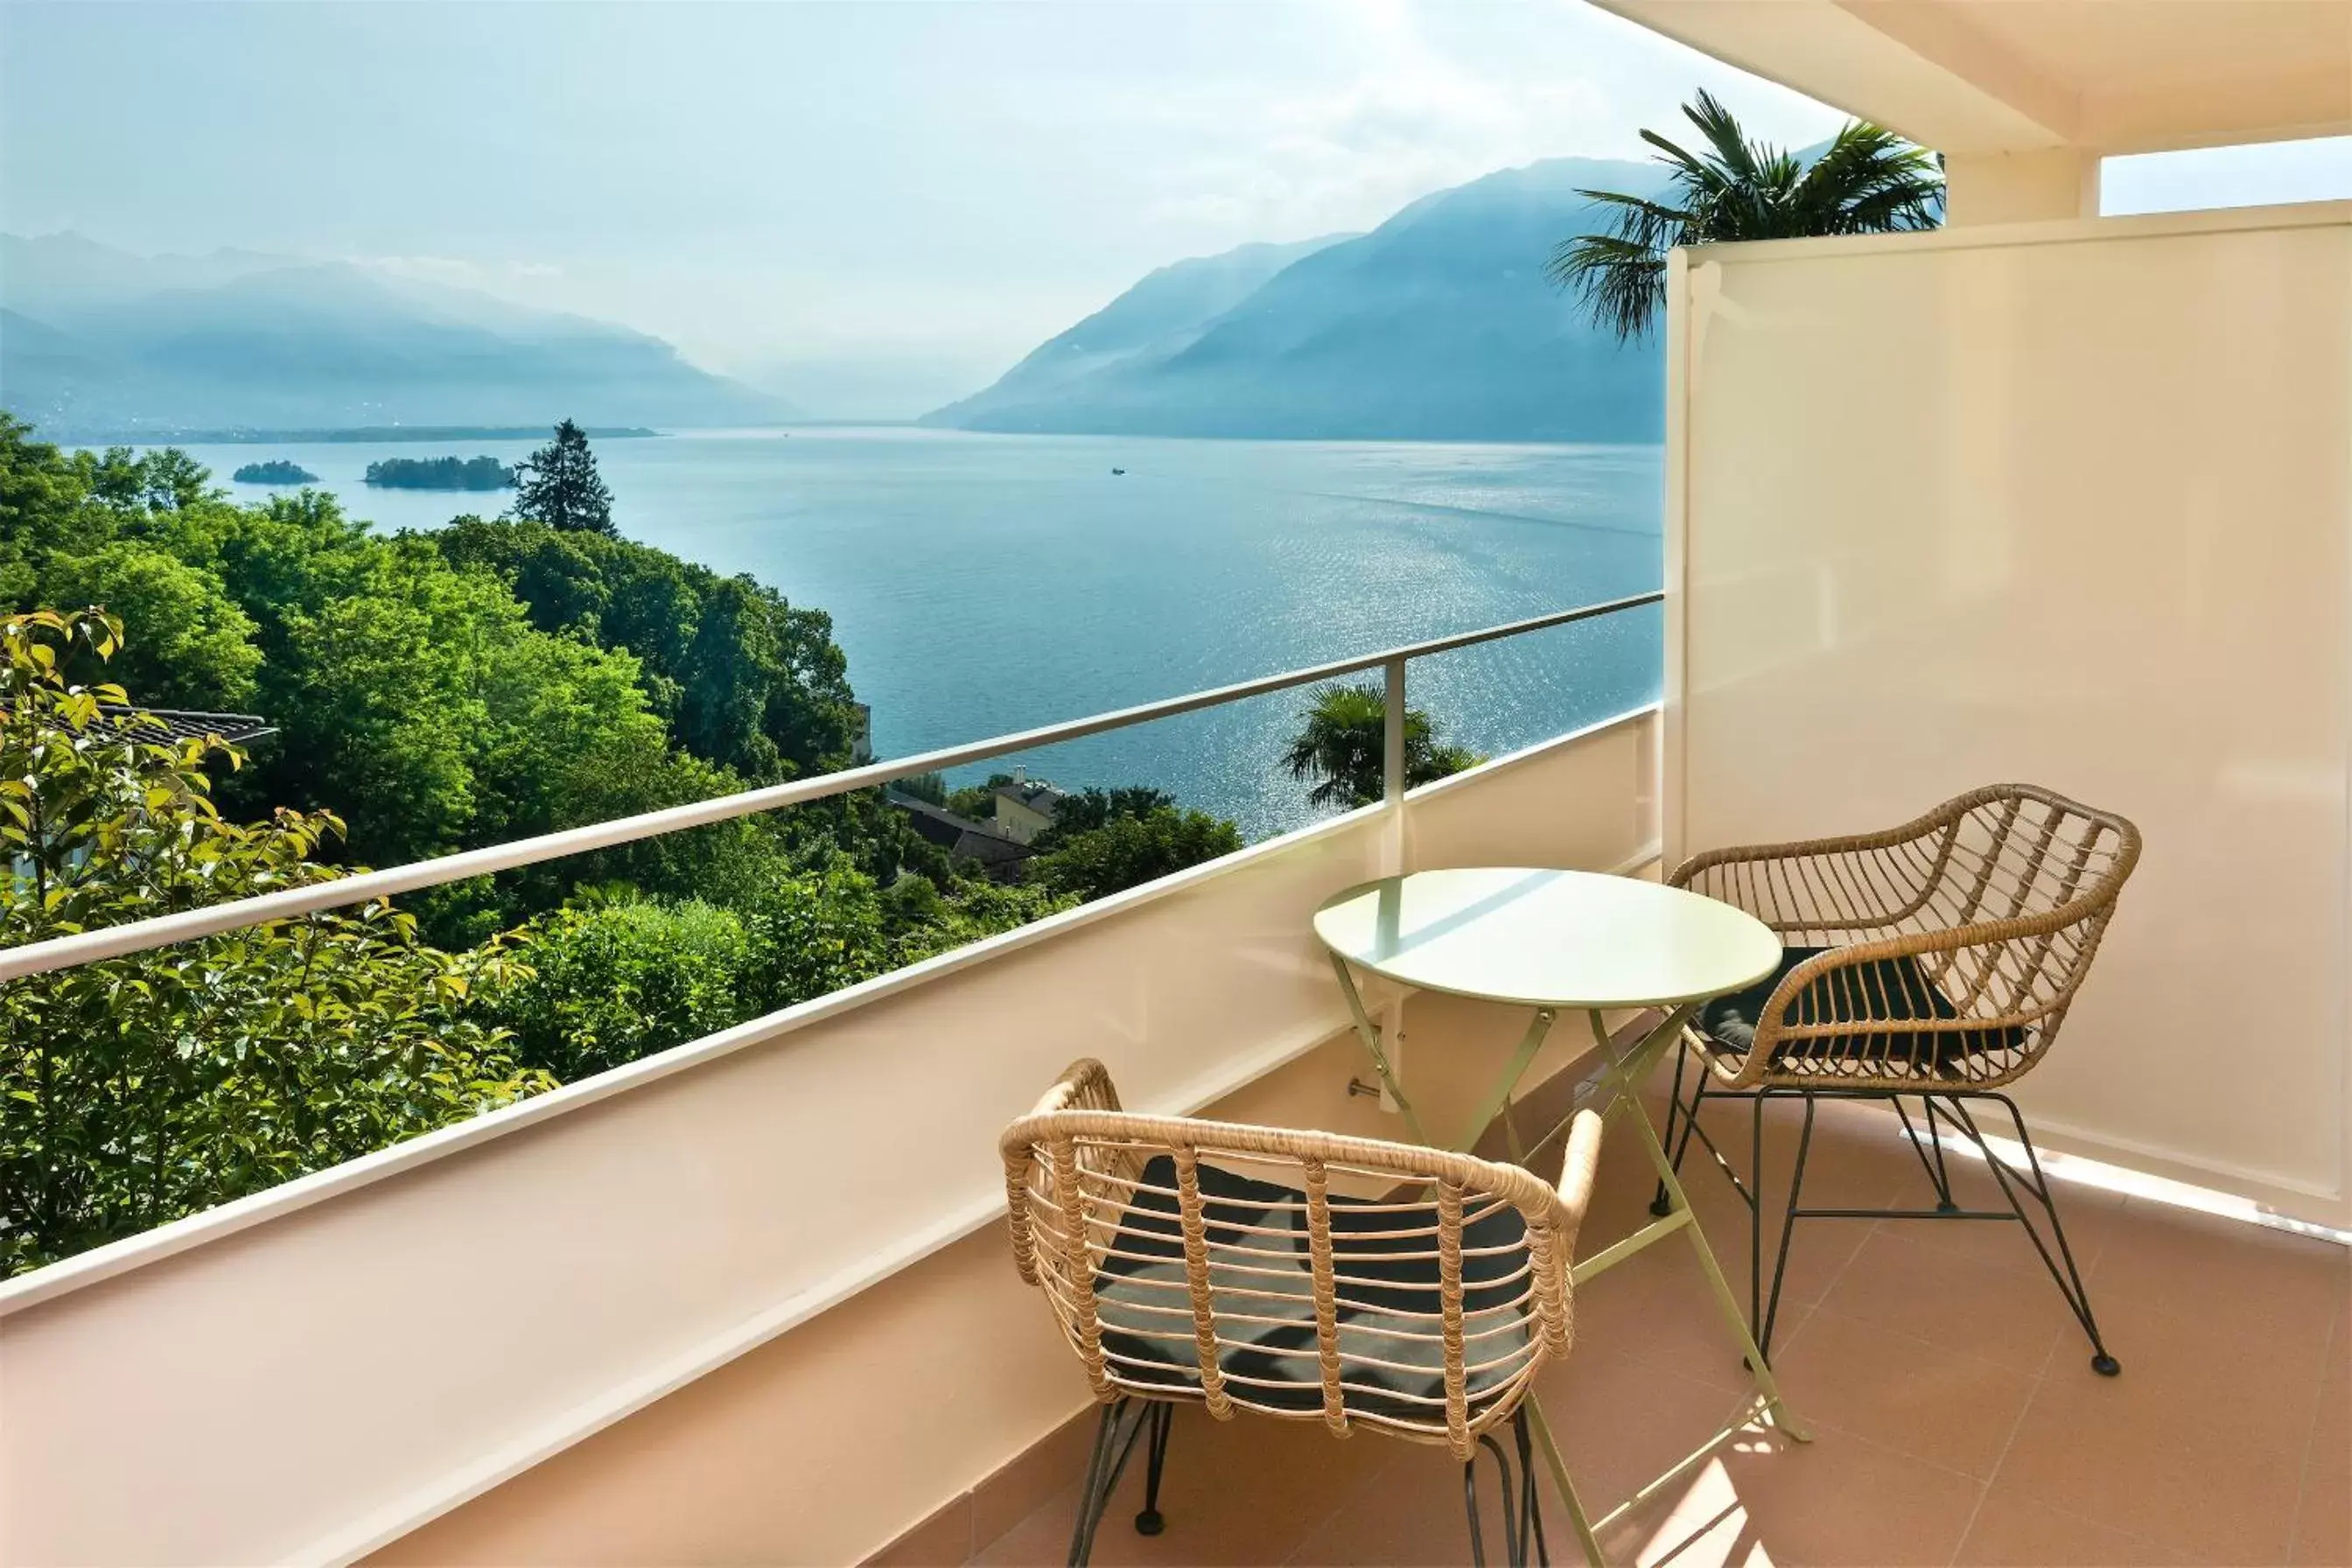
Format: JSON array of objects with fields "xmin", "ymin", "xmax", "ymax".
[
  {"xmin": 1463, "ymin": 1449, "xmax": 1489, "ymax": 1568},
  {"xmin": 1514, "ymin": 1407, "xmax": 1549, "ymax": 1566},
  {"xmin": 1650, "ymin": 1038, "xmax": 1694, "ymax": 1217},
  {"xmin": 1134, "ymin": 1402, "xmax": 1172, "ymax": 1536},
  {"xmin": 1894, "ymin": 1096, "xmax": 1958, "ymax": 1211},
  {"xmin": 1758, "ymin": 1091, "xmax": 1816, "ymax": 1362},
  {"xmin": 1474, "ymin": 1433, "xmax": 1526, "ymax": 1568},
  {"xmin": 1067, "ymin": 1401, "xmax": 1125, "ymax": 1567},
  {"xmin": 1956, "ymin": 1095, "xmax": 2122, "ymax": 1376},
  {"xmin": 1748, "ymin": 1089, "xmax": 1768, "ymax": 1344}
]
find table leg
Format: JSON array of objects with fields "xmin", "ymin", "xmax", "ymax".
[
  {"xmin": 1327, "ymin": 951, "xmax": 1431, "ymax": 1146},
  {"xmin": 1579, "ymin": 1009, "xmax": 1811, "ymax": 1443},
  {"xmin": 1452, "ymin": 1005, "xmax": 1553, "ymax": 1156}
]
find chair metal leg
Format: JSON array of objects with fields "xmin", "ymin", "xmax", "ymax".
[
  {"xmin": 1470, "ymin": 1432, "xmax": 1529, "ymax": 1568},
  {"xmin": 1134, "ymin": 1402, "xmax": 1172, "ymax": 1536},
  {"xmin": 1757, "ymin": 1091, "xmax": 1817, "ymax": 1362},
  {"xmin": 1514, "ymin": 1408, "xmax": 1549, "ymax": 1566},
  {"xmin": 1894, "ymin": 1096, "xmax": 1958, "ymax": 1212},
  {"xmin": 1650, "ymin": 1037, "xmax": 1693, "ymax": 1217},
  {"xmin": 1748, "ymin": 1089, "xmax": 1768, "ymax": 1345},
  {"xmin": 1066, "ymin": 1398, "xmax": 1152, "ymax": 1566},
  {"xmin": 1951, "ymin": 1095, "xmax": 2122, "ymax": 1376},
  {"xmin": 1463, "ymin": 1447, "xmax": 1489, "ymax": 1568}
]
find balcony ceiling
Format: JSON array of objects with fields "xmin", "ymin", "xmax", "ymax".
[{"xmin": 1592, "ymin": 0, "xmax": 2352, "ymax": 155}]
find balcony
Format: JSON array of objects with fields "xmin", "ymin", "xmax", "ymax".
[{"xmin": 5, "ymin": 122, "xmax": 2351, "ymax": 1568}]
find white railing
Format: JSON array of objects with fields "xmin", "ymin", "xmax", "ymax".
[
  {"xmin": 0, "ymin": 591, "xmax": 1661, "ymax": 981},
  {"xmin": 0, "ymin": 598, "xmax": 1666, "ymax": 1568}
]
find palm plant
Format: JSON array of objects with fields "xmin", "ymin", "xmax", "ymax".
[
  {"xmin": 1550, "ymin": 89, "xmax": 1942, "ymax": 341},
  {"xmin": 1283, "ymin": 682, "xmax": 1481, "ymax": 811}
]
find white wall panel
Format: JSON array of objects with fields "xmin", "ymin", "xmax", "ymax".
[{"xmin": 1668, "ymin": 205, "xmax": 2352, "ymax": 1225}]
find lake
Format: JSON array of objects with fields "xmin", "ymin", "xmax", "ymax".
[{"xmin": 173, "ymin": 427, "xmax": 1664, "ymax": 842}]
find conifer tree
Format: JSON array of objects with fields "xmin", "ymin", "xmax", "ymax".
[{"xmin": 512, "ymin": 418, "xmax": 615, "ymax": 534}]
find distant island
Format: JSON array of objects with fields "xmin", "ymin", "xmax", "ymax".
[
  {"xmin": 363, "ymin": 455, "xmax": 517, "ymax": 491},
  {"xmin": 230, "ymin": 459, "xmax": 318, "ymax": 485}
]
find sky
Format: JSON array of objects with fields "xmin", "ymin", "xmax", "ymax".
[
  {"xmin": 0, "ymin": 0, "xmax": 1853, "ymax": 416},
  {"xmin": 3, "ymin": 2, "xmax": 2346, "ymax": 419}
]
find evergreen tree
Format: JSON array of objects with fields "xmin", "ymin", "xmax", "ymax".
[{"xmin": 511, "ymin": 418, "xmax": 615, "ymax": 535}]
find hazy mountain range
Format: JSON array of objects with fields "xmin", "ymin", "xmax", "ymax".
[
  {"xmin": 923, "ymin": 157, "xmax": 1673, "ymax": 443},
  {"xmin": 3, "ymin": 154, "xmax": 1672, "ymax": 444},
  {"xmin": 0, "ymin": 233, "xmax": 793, "ymax": 438}
]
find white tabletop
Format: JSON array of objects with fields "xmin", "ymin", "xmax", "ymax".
[{"xmin": 1313, "ymin": 867, "xmax": 1782, "ymax": 1011}]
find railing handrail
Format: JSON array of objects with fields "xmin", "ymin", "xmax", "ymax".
[{"xmin": 0, "ymin": 590, "xmax": 1662, "ymax": 982}]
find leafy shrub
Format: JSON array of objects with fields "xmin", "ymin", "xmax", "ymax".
[
  {"xmin": 0, "ymin": 610, "xmax": 551, "ymax": 1278},
  {"xmin": 489, "ymin": 897, "xmax": 754, "ymax": 1081}
]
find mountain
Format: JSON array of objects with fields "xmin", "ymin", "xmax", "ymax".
[
  {"xmin": 922, "ymin": 158, "xmax": 1673, "ymax": 444},
  {"xmin": 0, "ymin": 233, "xmax": 794, "ymax": 438},
  {"xmin": 923, "ymin": 234, "xmax": 1352, "ymax": 428}
]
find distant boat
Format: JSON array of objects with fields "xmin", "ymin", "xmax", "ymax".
[{"xmin": 1110, "ymin": 467, "xmax": 1126, "ymax": 475}]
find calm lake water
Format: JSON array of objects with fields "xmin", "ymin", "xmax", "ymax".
[{"xmin": 170, "ymin": 427, "xmax": 1664, "ymax": 841}]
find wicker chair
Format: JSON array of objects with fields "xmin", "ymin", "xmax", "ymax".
[
  {"xmin": 1003, "ymin": 1059, "xmax": 1607, "ymax": 1567},
  {"xmin": 1656, "ymin": 783, "xmax": 2140, "ymax": 1375}
]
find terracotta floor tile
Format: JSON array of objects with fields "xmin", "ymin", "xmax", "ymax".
[
  {"xmin": 2291, "ymin": 1466, "xmax": 2350, "ymax": 1567},
  {"xmin": 2091, "ymin": 1196, "xmax": 2349, "ymax": 1347},
  {"xmin": 1954, "ymin": 1484, "xmax": 2193, "ymax": 1566},
  {"xmin": 1874, "ymin": 1150, "xmax": 2131, "ymax": 1282},
  {"xmin": 2306, "ymin": 1312, "xmax": 2350, "ymax": 1486},
  {"xmin": 1594, "ymin": 1419, "xmax": 1984, "ymax": 1566},
  {"xmin": 1532, "ymin": 1348, "xmax": 1763, "ymax": 1507},
  {"xmin": 1570, "ymin": 1243, "xmax": 1807, "ymax": 1397},
  {"xmin": 1816, "ymin": 1228, "xmax": 2076, "ymax": 1376},
  {"xmin": 1282, "ymin": 1438, "xmax": 1513, "ymax": 1566},
  {"xmin": 972, "ymin": 1404, "xmax": 1392, "ymax": 1567},
  {"xmin": 1764, "ymin": 1307, "xmax": 2040, "ymax": 1479},
  {"xmin": 1992, "ymin": 1301, "xmax": 2328, "ymax": 1564}
]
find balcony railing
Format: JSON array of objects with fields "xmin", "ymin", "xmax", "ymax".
[
  {"xmin": 0, "ymin": 590, "xmax": 1662, "ymax": 984},
  {"xmin": 0, "ymin": 592, "xmax": 1667, "ymax": 1568}
]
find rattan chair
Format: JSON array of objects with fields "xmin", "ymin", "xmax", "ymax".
[
  {"xmin": 1003, "ymin": 1059, "xmax": 1607, "ymax": 1567},
  {"xmin": 1654, "ymin": 783, "xmax": 2140, "ymax": 1375}
]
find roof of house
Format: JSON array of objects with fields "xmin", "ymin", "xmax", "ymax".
[
  {"xmin": 99, "ymin": 706, "xmax": 276, "ymax": 747},
  {"xmin": 993, "ymin": 781, "xmax": 1068, "ymax": 817},
  {"xmin": 884, "ymin": 791, "xmax": 1034, "ymax": 867}
]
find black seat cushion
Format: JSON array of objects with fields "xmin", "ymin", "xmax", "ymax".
[
  {"xmin": 1698, "ymin": 946, "xmax": 2027, "ymax": 1071},
  {"xmin": 1089, "ymin": 1155, "xmax": 1530, "ymax": 1423}
]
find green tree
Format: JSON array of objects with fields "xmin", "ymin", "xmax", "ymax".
[
  {"xmin": 1027, "ymin": 805, "xmax": 1243, "ymax": 900},
  {"xmin": 40, "ymin": 541, "xmax": 263, "ymax": 710},
  {"xmin": 1548, "ymin": 89, "xmax": 1942, "ymax": 341},
  {"xmin": 0, "ymin": 609, "xmax": 552, "ymax": 1278},
  {"xmin": 510, "ymin": 418, "xmax": 615, "ymax": 535},
  {"xmin": 488, "ymin": 897, "xmax": 754, "ymax": 1082},
  {"xmin": 1282, "ymin": 682, "xmax": 1482, "ymax": 811}
]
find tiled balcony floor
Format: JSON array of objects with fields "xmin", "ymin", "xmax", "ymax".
[{"xmin": 966, "ymin": 1089, "xmax": 2350, "ymax": 1566}]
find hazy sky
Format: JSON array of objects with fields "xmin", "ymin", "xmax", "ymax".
[
  {"xmin": 4, "ymin": 2, "xmax": 2346, "ymax": 416},
  {"xmin": 0, "ymin": 0, "xmax": 1855, "ymax": 412}
]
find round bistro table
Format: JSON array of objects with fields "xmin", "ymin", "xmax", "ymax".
[{"xmin": 1313, "ymin": 867, "xmax": 1812, "ymax": 1560}]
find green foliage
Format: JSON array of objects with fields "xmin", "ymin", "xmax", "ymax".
[
  {"xmin": 1026, "ymin": 804, "xmax": 1242, "ymax": 900},
  {"xmin": 40, "ymin": 541, "xmax": 263, "ymax": 710},
  {"xmin": 0, "ymin": 609, "xmax": 552, "ymax": 1278},
  {"xmin": 362, "ymin": 455, "xmax": 515, "ymax": 492},
  {"xmin": 1038, "ymin": 786, "xmax": 1177, "ymax": 840},
  {"xmin": 511, "ymin": 418, "xmax": 614, "ymax": 534},
  {"xmin": 1282, "ymin": 682, "xmax": 1482, "ymax": 811},
  {"xmin": 1550, "ymin": 90, "xmax": 1943, "ymax": 341},
  {"xmin": 945, "ymin": 772, "xmax": 1016, "ymax": 820},
  {"xmin": 488, "ymin": 897, "xmax": 753, "ymax": 1081},
  {"xmin": 895, "ymin": 770, "xmax": 949, "ymax": 807},
  {"xmin": 432, "ymin": 514, "xmax": 858, "ymax": 783},
  {"xmin": 0, "ymin": 418, "xmax": 852, "ymax": 941}
]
